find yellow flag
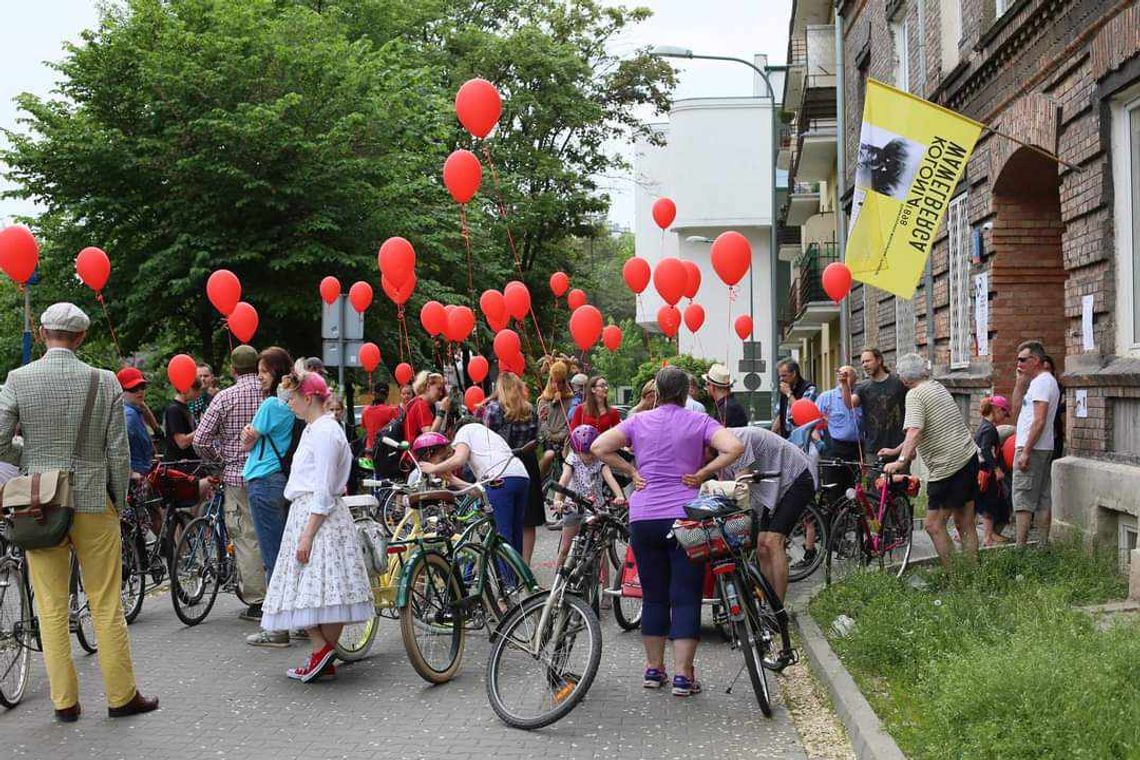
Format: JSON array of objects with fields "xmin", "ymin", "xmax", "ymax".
[{"xmin": 846, "ymin": 80, "xmax": 983, "ymax": 298}]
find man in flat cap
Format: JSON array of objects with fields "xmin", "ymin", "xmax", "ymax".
[{"xmin": 0, "ymin": 302, "xmax": 158, "ymax": 721}]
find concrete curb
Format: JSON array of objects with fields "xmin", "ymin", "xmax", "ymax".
[{"xmin": 790, "ymin": 608, "xmax": 908, "ymax": 760}]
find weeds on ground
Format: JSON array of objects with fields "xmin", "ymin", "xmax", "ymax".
[{"xmin": 810, "ymin": 540, "xmax": 1140, "ymax": 760}]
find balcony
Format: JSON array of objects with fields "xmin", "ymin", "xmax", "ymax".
[
  {"xmin": 780, "ymin": 243, "xmax": 841, "ymax": 345},
  {"xmin": 801, "ymin": 25, "xmax": 837, "ymax": 120},
  {"xmin": 782, "ymin": 35, "xmax": 808, "ymax": 121},
  {"xmin": 795, "ymin": 117, "xmax": 837, "ymax": 184},
  {"xmin": 784, "ymin": 181, "xmax": 821, "ymax": 227},
  {"xmin": 778, "ymin": 225, "xmax": 802, "ymax": 263},
  {"xmin": 776, "ymin": 123, "xmax": 795, "ymax": 171}
]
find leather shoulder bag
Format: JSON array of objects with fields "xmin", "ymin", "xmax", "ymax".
[{"xmin": 1, "ymin": 371, "xmax": 100, "ymax": 549}]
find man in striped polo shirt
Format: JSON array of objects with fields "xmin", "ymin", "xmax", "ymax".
[{"xmin": 882, "ymin": 353, "xmax": 980, "ymax": 569}]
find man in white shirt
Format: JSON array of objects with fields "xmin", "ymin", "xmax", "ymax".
[
  {"xmin": 1010, "ymin": 340, "xmax": 1061, "ymax": 545},
  {"xmin": 685, "ymin": 376, "xmax": 706, "ymax": 414}
]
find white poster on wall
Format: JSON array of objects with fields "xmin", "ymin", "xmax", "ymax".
[
  {"xmin": 1075, "ymin": 390, "xmax": 1089, "ymax": 418},
  {"xmin": 974, "ymin": 272, "xmax": 989, "ymax": 356},
  {"xmin": 1082, "ymin": 294, "xmax": 1095, "ymax": 351}
]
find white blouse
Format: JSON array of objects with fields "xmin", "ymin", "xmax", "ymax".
[{"xmin": 283, "ymin": 415, "xmax": 351, "ymax": 514}]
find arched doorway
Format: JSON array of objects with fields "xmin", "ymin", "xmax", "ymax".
[{"xmin": 989, "ymin": 147, "xmax": 1067, "ymax": 398}]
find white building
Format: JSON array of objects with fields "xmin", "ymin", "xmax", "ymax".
[{"xmin": 634, "ymin": 56, "xmax": 785, "ymax": 415}]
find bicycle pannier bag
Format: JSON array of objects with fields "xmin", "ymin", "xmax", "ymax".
[
  {"xmin": 1, "ymin": 371, "xmax": 100, "ymax": 550},
  {"xmin": 355, "ymin": 518, "xmax": 389, "ymax": 576},
  {"xmin": 620, "ymin": 545, "xmax": 642, "ymax": 599}
]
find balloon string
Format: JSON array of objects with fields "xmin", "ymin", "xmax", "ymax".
[
  {"xmin": 459, "ymin": 204, "xmax": 476, "ymax": 304},
  {"xmin": 431, "ymin": 337, "xmax": 442, "ymax": 370},
  {"xmin": 96, "ymin": 293, "xmax": 124, "ymax": 364}
]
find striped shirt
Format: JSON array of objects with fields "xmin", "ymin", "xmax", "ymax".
[{"xmin": 902, "ymin": 380, "xmax": 978, "ymax": 482}]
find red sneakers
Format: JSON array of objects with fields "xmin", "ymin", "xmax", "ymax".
[{"xmin": 287, "ymin": 645, "xmax": 337, "ymax": 683}]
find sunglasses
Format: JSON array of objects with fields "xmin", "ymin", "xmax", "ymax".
[{"xmin": 1016, "ymin": 356, "xmax": 1034, "ymax": 363}]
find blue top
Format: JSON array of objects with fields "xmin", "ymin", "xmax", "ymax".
[
  {"xmin": 567, "ymin": 395, "xmax": 584, "ymax": 422},
  {"xmin": 243, "ymin": 397, "xmax": 296, "ymax": 481},
  {"xmin": 124, "ymin": 403, "xmax": 153, "ymax": 474},
  {"xmin": 817, "ymin": 387, "xmax": 863, "ymax": 443}
]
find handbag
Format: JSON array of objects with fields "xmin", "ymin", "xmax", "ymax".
[{"xmin": 0, "ymin": 371, "xmax": 100, "ymax": 550}]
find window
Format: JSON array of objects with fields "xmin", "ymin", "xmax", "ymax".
[
  {"xmin": 1111, "ymin": 90, "xmax": 1140, "ymax": 352},
  {"xmin": 896, "ymin": 296, "xmax": 916, "ymax": 355},
  {"xmin": 891, "ymin": 13, "xmax": 910, "ymax": 92},
  {"xmin": 939, "ymin": 0, "xmax": 963, "ymax": 73},
  {"xmin": 948, "ymin": 193, "xmax": 971, "ymax": 369}
]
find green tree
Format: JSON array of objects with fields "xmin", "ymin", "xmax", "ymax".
[{"xmin": 631, "ymin": 353, "xmax": 714, "ymax": 408}]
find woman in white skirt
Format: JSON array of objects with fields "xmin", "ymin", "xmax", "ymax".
[{"xmin": 261, "ymin": 363, "xmax": 372, "ymax": 682}]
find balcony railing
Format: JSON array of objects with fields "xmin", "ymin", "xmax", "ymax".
[{"xmin": 780, "ymin": 242, "xmax": 840, "ymax": 337}]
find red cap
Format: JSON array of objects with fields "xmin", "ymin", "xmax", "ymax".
[{"xmin": 116, "ymin": 367, "xmax": 147, "ymax": 391}]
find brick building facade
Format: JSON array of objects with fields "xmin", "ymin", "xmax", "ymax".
[{"xmin": 833, "ymin": 0, "xmax": 1140, "ymax": 572}]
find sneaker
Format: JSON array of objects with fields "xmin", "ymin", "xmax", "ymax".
[
  {"xmin": 763, "ymin": 648, "xmax": 798, "ymax": 673},
  {"xmin": 671, "ymin": 674, "xmax": 702, "ymax": 697},
  {"xmin": 288, "ymin": 663, "xmax": 336, "ymax": 681},
  {"xmin": 546, "ymin": 519, "xmax": 565, "ymax": 531},
  {"xmin": 793, "ymin": 547, "xmax": 818, "ymax": 568},
  {"xmin": 239, "ymin": 604, "xmax": 263, "ymax": 622},
  {"xmin": 246, "ymin": 630, "xmax": 290, "ymax": 648},
  {"xmin": 291, "ymin": 629, "xmax": 310, "ymax": 640},
  {"xmin": 303, "ymin": 645, "xmax": 337, "ymax": 684},
  {"xmin": 643, "ymin": 667, "xmax": 668, "ymax": 689}
]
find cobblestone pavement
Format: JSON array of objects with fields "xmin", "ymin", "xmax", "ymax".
[{"xmin": 0, "ymin": 530, "xmax": 809, "ymax": 760}]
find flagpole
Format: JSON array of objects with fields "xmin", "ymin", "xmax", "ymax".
[{"xmin": 980, "ymin": 125, "xmax": 1083, "ymax": 172}]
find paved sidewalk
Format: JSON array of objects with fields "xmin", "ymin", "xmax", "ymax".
[{"xmin": 0, "ymin": 531, "xmax": 808, "ymax": 760}]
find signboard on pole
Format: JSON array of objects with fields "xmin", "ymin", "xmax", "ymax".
[{"xmin": 323, "ymin": 339, "xmax": 364, "ymax": 369}]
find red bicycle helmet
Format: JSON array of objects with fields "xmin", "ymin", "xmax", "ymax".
[{"xmin": 411, "ymin": 431, "xmax": 450, "ymax": 460}]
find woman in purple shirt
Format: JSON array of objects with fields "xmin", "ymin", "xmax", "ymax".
[{"xmin": 592, "ymin": 367, "xmax": 743, "ymax": 697}]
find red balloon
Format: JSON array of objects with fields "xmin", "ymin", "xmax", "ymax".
[
  {"xmin": 395, "ymin": 362, "xmax": 414, "ymax": 386},
  {"xmin": 455, "ymin": 78, "xmax": 502, "ymax": 139},
  {"xmin": 359, "ymin": 342, "xmax": 381, "ymax": 373},
  {"xmin": 493, "ymin": 329, "xmax": 521, "ymax": 360},
  {"xmin": 445, "ymin": 305, "xmax": 476, "ymax": 343},
  {"xmin": 734, "ymin": 315, "xmax": 753, "ymax": 340},
  {"xmin": 569, "ymin": 305, "xmax": 603, "ymax": 351},
  {"xmin": 652, "ymin": 197, "xmax": 677, "ymax": 230},
  {"xmin": 349, "ymin": 281, "xmax": 374, "ymax": 313},
  {"xmin": 503, "ymin": 281, "xmax": 531, "ymax": 321},
  {"xmin": 1002, "ymin": 436, "xmax": 1016, "ymax": 470},
  {"xmin": 443, "ymin": 149, "xmax": 482, "ymax": 204},
  {"xmin": 602, "ymin": 324, "xmax": 622, "ymax": 352},
  {"xmin": 382, "ymin": 274, "xmax": 415, "ymax": 305},
  {"xmin": 480, "ymin": 289, "xmax": 509, "ymax": 332},
  {"xmin": 683, "ymin": 303, "xmax": 705, "ymax": 333},
  {"xmin": 0, "ymin": 225, "xmax": 39, "ymax": 284},
  {"xmin": 549, "ymin": 271, "xmax": 569, "ymax": 298},
  {"xmin": 682, "ymin": 260, "xmax": 701, "ymax": 299},
  {"xmin": 167, "ymin": 354, "xmax": 197, "ymax": 394},
  {"xmin": 653, "ymin": 257, "xmax": 687, "ymax": 306},
  {"xmin": 791, "ymin": 399, "xmax": 822, "ymax": 427},
  {"xmin": 622, "ymin": 257, "xmax": 651, "ymax": 294},
  {"xmin": 467, "ymin": 355, "xmax": 489, "ymax": 384},
  {"xmin": 206, "ymin": 270, "xmax": 241, "ymax": 316},
  {"xmin": 378, "ymin": 237, "xmax": 416, "ymax": 289},
  {"xmin": 657, "ymin": 305, "xmax": 681, "ymax": 338},
  {"xmin": 711, "ymin": 231, "xmax": 751, "ymax": 287},
  {"xmin": 464, "ymin": 385, "xmax": 486, "ymax": 413},
  {"xmin": 75, "ymin": 247, "xmax": 111, "ymax": 292},
  {"xmin": 227, "ymin": 301, "xmax": 258, "ymax": 343},
  {"xmin": 501, "ymin": 352, "xmax": 526, "ymax": 376},
  {"xmin": 419, "ymin": 300, "xmax": 447, "ymax": 336},
  {"xmin": 567, "ymin": 289, "xmax": 587, "ymax": 311},
  {"xmin": 822, "ymin": 262, "xmax": 854, "ymax": 303},
  {"xmin": 319, "ymin": 276, "xmax": 341, "ymax": 306}
]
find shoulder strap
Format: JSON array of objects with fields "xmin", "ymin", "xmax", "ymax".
[{"xmin": 71, "ymin": 370, "xmax": 101, "ymax": 469}]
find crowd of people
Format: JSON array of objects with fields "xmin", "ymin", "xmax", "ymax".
[{"xmin": 0, "ymin": 300, "xmax": 1066, "ymax": 717}]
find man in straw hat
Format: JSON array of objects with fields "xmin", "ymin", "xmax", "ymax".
[
  {"xmin": 0, "ymin": 303, "xmax": 157, "ymax": 720},
  {"xmin": 703, "ymin": 364, "xmax": 748, "ymax": 427}
]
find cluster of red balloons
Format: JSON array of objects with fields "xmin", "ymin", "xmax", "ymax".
[
  {"xmin": 206, "ymin": 270, "xmax": 259, "ymax": 343},
  {"xmin": 492, "ymin": 328, "xmax": 526, "ymax": 375}
]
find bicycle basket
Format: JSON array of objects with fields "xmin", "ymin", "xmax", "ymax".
[{"xmin": 672, "ymin": 510, "xmax": 754, "ymax": 563}]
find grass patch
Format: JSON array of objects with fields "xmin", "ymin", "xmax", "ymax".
[{"xmin": 810, "ymin": 541, "xmax": 1140, "ymax": 760}]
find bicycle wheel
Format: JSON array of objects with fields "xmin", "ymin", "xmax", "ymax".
[
  {"xmin": 70, "ymin": 555, "xmax": 97, "ymax": 654},
  {"xmin": 732, "ymin": 571, "xmax": 773, "ymax": 717},
  {"xmin": 170, "ymin": 517, "xmax": 223, "ymax": 626},
  {"xmin": 335, "ymin": 614, "xmax": 380, "ymax": 662},
  {"xmin": 120, "ymin": 527, "xmax": 145, "ymax": 624},
  {"xmin": 154, "ymin": 509, "xmax": 193, "ymax": 585},
  {"xmin": 787, "ymin": 502, "xmax": 827, "ymax": 583},
  {"xmin": 0, "ymin": 558, "xmax": 31, "ymax": 708},
  {"xmin": 475, "ymin": 542, "xmax": 530, "ymax": 630},
  {"xmin": 607, "ymin": 529, "xmax": 641, "ymax": 631},
  {"xmin": 381, "ymin": 491, "xmax": 405, "ymax": 537},
  {"xmin": 825, "ymin": 504, "xmax": 870, "ymax": 586},
  {"xmin": 399, "ymin": 550, "xmax": 466, "ymax": 684},
  {"xmin": 485, "ymin": 590, "xmax": 603, "ymax": 730},
  {"xmin": 881, "ymin": 495, "xmax": 914, "ymax": 577}
]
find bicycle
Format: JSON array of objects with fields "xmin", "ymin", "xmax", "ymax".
[
  {"xmin": 672, "ymin": 472, "xmax": 797, "ymax": 718},
  {"xmin": 823, "ymin": 460, "xmax": 917, "ymax": 585},
  {"xmin": 484, "ymin": 482, "xmax": 619, "ymax": 730},
  {"xmin": 169, "ymin": 476, "xmax": 247, "ymax": 626},
  {"xmin": 786, "ymin": 497, "xmax": 828, "ymax": 583}
]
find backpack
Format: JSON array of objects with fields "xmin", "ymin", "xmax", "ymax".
[
  {"xmin": 264, "ymin": 418, "xmax": 306, "ymax": 477},
  {"xmin": 370, "ymin": 406, "xmax": 408, "ymax": 479}
]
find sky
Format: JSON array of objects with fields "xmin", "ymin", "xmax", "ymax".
[{"xmin": 0, "ymin": 0, "xmax": 793, "ymax": 228}]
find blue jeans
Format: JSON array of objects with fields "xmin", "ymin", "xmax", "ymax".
[
  {"xmin": 246, "ymin": 472, "xmax": 288, "ymax": 586},
  {"xmin": 630, "ymin": 518, "xmax": 704, "ymax": 640},
  {"xmin": 487, "ymin": 476, "xmax": 529, "ymax": 556}
]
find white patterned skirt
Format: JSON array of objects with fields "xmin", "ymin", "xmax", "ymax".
[{"xmin": 261, "ymin": 493, "xmax": 374, "ymax": 632}]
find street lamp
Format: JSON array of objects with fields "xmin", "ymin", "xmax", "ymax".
[{"xmin": 651, "ymin": 44, "xmax": 781, "ymax": 420}]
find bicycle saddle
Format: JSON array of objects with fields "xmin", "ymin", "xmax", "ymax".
[
  {"xmin": 682, "ymin": 494, "xmax": 741, "ymax": 520},
  {"xmin": 407, "ymin": 489, "xmax": 457, "ymax": 507}
]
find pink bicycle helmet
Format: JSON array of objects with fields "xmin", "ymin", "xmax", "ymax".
[
  {"xmin": 411, "ymin": 431, "xmax": 450, "ymax": 460},
  {"xmin": 569, "ymin": 424, "xmax": 600, "ymax": 454}
]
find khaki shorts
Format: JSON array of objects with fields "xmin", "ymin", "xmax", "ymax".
[{"xmin": 1012, "ymin": 448, "xmax": 1053, "ymax": 513}]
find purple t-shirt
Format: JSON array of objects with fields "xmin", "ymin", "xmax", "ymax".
[{"xmin": 618, "ymin": 404, "xmax": 723, "ymax": 522}]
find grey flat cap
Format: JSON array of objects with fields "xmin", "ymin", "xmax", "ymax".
[{"xmin": 40, "ymin": 302, "xmax": 90, "ymax": 333}]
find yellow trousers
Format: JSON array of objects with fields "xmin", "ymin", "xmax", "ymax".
[{"xmin": 26, "ymin": 506, "xmax": 138, "ymax": 709}]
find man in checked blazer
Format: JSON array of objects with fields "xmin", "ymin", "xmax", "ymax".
[{"xmin": 0, "ymin": 303, "xmax": 157, "ymax": 721}]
